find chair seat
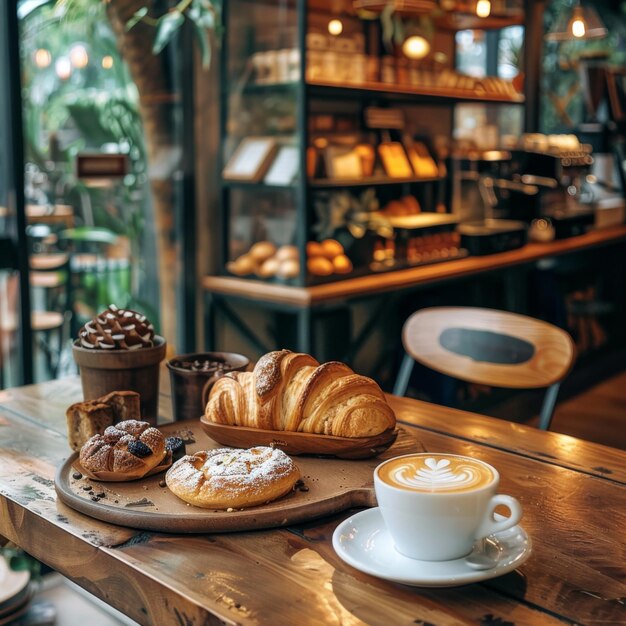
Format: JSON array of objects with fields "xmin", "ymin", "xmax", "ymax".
[
  {"xmin": 30, "ymin": 271, "xmax": 66, "ymax": 289},
  {"xmin": 0, "ymin": 310, "xmax": 64, "ymax": 333},
  {"xmin": 29, "ymin": 253, "xmax": 70, "ymax": 271},
  {"xmin": 32, "ymin": 311, "xmax": 64, "ymax": 331}
]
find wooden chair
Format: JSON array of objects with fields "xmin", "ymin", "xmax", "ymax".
[
  {"xmin": 393, "ymin": 307, "xmax": 576, "ymax": 430},
  {"xmin": 28, "ymin": 252, "xmax": 72, "ymax": 378}
]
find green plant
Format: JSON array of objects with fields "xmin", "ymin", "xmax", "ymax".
[
  {"xmin": 1, "ymin": 544, "xmax": 41, "ymax": 583},
  {"xmin": 313, "ymin": 188, "xmax": 393, "ymax": 241},
  {"xmin": 125, "ymin": 0, "xmax": 221, "ymax": 67}
]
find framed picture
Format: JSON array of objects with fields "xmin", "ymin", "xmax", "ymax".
[
  {"xmin": 325, "ymin": 145, "xmax": 363, "ymax": 180},
  {"xmin": 223, "ymin": 137, "xmax": 278, "ymax": 182},
  {"xmin": 264, "ymin": 145, "xmax": 300, "ymax": 186}
]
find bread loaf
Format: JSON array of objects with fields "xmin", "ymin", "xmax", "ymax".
[
  {"xmin": 66, "ymin": 390, "xmax": 141, "ymax": 451},
  {"xmin": 205, "ymin": 350, "xmax": 396, "ymax": 437}
]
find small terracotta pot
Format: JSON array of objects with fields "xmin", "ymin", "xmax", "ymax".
[
  {"xmin": 72, "ymin": 336, "xmax": 167, "ymax": 425},
  {"xmin": 166, "ymin": 352, "xmax": 250, "ymax": 422}
]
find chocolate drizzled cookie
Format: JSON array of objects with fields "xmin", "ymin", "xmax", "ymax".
[{"xmin": 78, "ymin": 304, "xmax": 155, "ymax": 350}]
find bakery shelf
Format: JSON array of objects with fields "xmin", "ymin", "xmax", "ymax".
[{"xmin": 307, "ymin": 80, "xmax": 525, "ymax": 105}]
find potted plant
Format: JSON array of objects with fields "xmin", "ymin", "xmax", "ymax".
[{"xmin": 313, "ymin": 188, "xmax": 393, "ymax": 266}]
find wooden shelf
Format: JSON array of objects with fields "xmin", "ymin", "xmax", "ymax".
[
  {"xmin": 434, "ymin": 10, "xmax": 524, "ymax": 31},
  {"xmin": 223, "ymin": 180, "xmax": 297, "ymax": 192},
  {"xmin": 308, "ymin": 79, "xmax": 524, "ymax": 105},
  {"xmin": 309, "ymin": 175, "xmax": 444, "ymax": 188},
  {"xmin": 202, "ymin": 225, "xmax": 626, "ymax": 307}
]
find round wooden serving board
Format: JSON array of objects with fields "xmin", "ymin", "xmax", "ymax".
[{"xmin": 55, "ymin": 420, "xmax": 423, "ymax": 533}]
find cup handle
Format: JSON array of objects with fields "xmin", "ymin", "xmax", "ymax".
[
  {"xmin": 475, "ymin": 494, "xmax": 522, "ymax": 540},
  {"xmin": 201, "ymin": 370, "xmax": 226, "ymax": 410}
]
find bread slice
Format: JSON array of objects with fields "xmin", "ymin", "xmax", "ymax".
[
  {"xmin": 66, "ymin": 391, "xmax": 141, "ymax": 451},
  {"xmin": 99, "ymin": 390, "xmax": 141, "ymax": 423}
]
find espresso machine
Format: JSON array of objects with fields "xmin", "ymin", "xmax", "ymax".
[{"xmin": 478, "ymin": 134, "xmax": 597, "ymax": 240}]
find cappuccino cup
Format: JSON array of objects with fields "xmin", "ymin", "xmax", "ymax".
[{"xmin": 374, "ymin": 453, "xmax": 522, "ymax": 561}]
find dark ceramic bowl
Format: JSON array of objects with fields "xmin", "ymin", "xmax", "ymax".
[{"xmin": 166, "ymin": 351, "xmax": 250, "ymax": 422}]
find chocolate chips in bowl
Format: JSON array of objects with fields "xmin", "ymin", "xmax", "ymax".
[{"xmin": 166, "ymin": 352, "xmax": 250, "ymax": 422}]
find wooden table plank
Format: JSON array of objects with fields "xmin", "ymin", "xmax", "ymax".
[{"xmin": 389, "ymin": 395, "xmax": 626, "ymax": 485}]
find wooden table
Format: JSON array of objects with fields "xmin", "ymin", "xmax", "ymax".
[{"xmin": 1, "ymin": 377, "xmax": 625, "ymax": 625}]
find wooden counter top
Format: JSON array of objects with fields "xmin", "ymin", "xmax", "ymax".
[{"xmin": 202, "ymin": 225, "xmax": 626, "ymax": 307}]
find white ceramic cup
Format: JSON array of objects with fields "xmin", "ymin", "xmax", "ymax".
[{"xmin": 374, "ymin": 453, "xmax": 522, "ymax": 561}]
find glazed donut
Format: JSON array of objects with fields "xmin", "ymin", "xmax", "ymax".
[
  {"xmin": 165, "ymin": 447, "xmax": 300, "ymax": 509},
  {"xmin": 79, "ymin": 419, "xmax": 166, "ymax": 478}
]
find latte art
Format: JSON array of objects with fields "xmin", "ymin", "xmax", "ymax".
[{"xmin": 378, "ymin": 454, "xmax": 495, "ymax": 493}]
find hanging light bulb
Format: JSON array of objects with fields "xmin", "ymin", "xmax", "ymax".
[
  {"xmin": 328, "ymin": 19, "xmax": 343, "ymax": 36},
  {"xmin": 476, "ymin": 0, "xmax": 491, "ymax": 18},
  {"xmin": 402, "ymin": 34, "xmax": 431, "ymax": 60},
  {"xmin": 55, "ymin": 57, "xmax": 71, "ymax": 80},
  {"xmin": 70, "ymin": 44, "xmax": 89, "ymax": 69},
  {"xmin": 545, "ymin": 2, "xmax": 607, "ymax": 41},
  {"xmin": 102, "ymin": 55, "xmax": 114, "ymax": 70},
  {"xmin": 569, "ymin": 6, "xmax": 586, "ymax": 38},
  {"xmin": 34, "ymin": 48, "xmax": 51, "ymax": 68}
]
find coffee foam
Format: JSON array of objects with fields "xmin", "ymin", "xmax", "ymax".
[{"xmin": 378, "ymin": 455, "xmax": 495, "ymax": 493}]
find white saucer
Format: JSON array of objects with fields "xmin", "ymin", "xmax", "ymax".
[
  {"xmin": 0, "ymin": 556, "xmax": 30, "ymax": 605},
  {"xmin": 332, "ymin": 507, "xmax": 532, "ymax": 587}
]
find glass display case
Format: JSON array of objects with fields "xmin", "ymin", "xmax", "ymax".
[{"xmin": 219, "ymin": 0, "xmax": 525, "ymax": 287}]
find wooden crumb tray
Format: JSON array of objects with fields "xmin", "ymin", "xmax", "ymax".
[
  {"xmin": 55, "ymin": 419, "xmax": 423, "ymax": 533},
  {"xmin": 71, "ymin": 456, "xmax": 172, "ymax": 482},
  {"xmin": 199, "ymin": 417, "xmax": 398, "ymax": 459}
]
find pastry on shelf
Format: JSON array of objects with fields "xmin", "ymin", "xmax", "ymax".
[
  {"xmin": 66, "ymin": 390, "xmax": 141, "ymax": 451},
  {"xmin": 249, "ymin": 241, "xmax": 277, "ymax": 263},
  {"xmin": 307, "ymin": 256, "xmax": 334, "ymax": 276},
  {"xmin": 276, "ymin": 258, "xmax": 300, "ymax": 279},
  {"xmin": 165, "ymin": 446, "xmax": 300, "ymax": 509},
  {"xmin": 227, "ymin": 242, "xmax": 300, "ymax": 280},
  {"xmin": 332, "ymin": 254, "xmax": 353, "ymax": 274},
  {"xmin": 205, "ymin": 349, "xmax": 396, "ymax": 437},
  {"xmin": 379, "ymin": 196, "xmax": 421, "ymax": 218},
  {"xmin": 306, "ymin": 238, "xmax": 352, "ymax": 276}
]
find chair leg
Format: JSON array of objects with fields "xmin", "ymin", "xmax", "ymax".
[
  {"xmin": 538, "ymin": 382, "xmax": 561, "ymax": 431},
  {"xmin": 393, "ymin": 353, "xmax": 415, "ymax": 397}
]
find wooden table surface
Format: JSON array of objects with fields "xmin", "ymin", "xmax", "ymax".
[{"xmin": 1, "ymin": 376, "xmax": 625, "ymax": 625}]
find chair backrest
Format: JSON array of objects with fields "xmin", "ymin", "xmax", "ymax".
[
  {"xmin": 402, "ymin": 307, "xmax": 576, "ymax": 390},
  {"xmin": 395, "ymin": 306, "xmax": 576, "ymax": 430}
]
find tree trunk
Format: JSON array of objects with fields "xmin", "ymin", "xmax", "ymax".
[{"xmin": 106, "ymin": 0, "xmax": 179, "ymax": 352}]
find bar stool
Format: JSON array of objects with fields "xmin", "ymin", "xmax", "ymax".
[
  {"xmin": 28, "ymin": 252, "xmax": 72, "ymax": 378},
  {"xmin": 393, "ymin": 307, "xmax": 576, "ymax": 430}
]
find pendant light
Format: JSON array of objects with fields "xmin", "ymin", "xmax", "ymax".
[
  {"xmin": 476, "ymin": 0, "xmax": 491, "ymax": 19},
  {"xmin": 402, "ymin": 32, "xmax": 431, "ymax": 59},
  {"xmin": 545, "ymin": 1, "xmax": 607, "ymax": 41}
]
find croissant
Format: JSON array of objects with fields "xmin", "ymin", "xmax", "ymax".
[{"xmin": 204, "ymin": 350, "xmax": 396, "ymax": 437}]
